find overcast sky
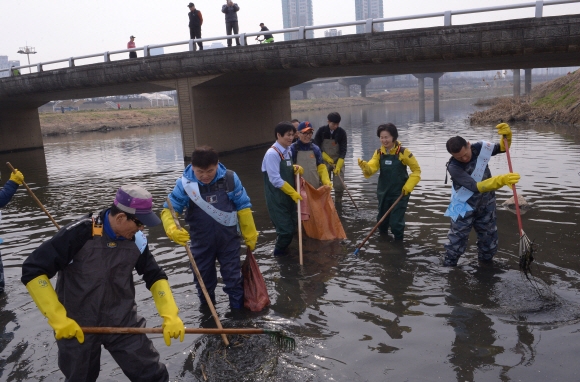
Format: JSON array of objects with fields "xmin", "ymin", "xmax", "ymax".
[{"xmin": 1, "ymin": 0, "xmax": 579, "ymax": 66}]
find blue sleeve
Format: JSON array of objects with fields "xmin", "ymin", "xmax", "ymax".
[
  {"xmin": 0, "ymin": 180, "xmax": 19, "ymax": 208},
  {"xmin": 448, "ymin": 162, "xmax": 479, "ymax": 193},
  {"xmin": 313, "ymin": 145, "xmax": 323, "ymax": 166},
  {"xmin": 290, "ymin": 144, "xmax": 297, "ymax": 164},
  {"xmin": 491, "ymin": 142, "xmax": 502, "ymax": 156},
  {"xmin": 162, "ymin": 178, "xmax": 190, "ymax": 214},
  {"xmin": 228, "ymin": 172, "xmax": 252, "ymax": 211}
]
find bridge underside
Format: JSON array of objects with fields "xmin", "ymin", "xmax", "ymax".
[{"xmin": 1, "ymin": 14, "xmax": 580, "ymax": 155}]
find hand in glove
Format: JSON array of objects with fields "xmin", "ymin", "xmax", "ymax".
[
  {"xmin": 280, "ymin": 181, "xmax": 302, "ymax": 203},
  {"xmin": 333, "ymin": 158, "xmax": 344, "ymax": 175},
  {"xmin": 317, "ymin": 164, "xmax": 332, "ymax": 188},
  {"xmin": 9, "ymin": 169, "xmax": 24, "ymax": 185},
  {"xmin": 238, "ymin": 208, "xmax": 258, "ymax": 251},
  {"xmin": 293, "ymin": 165, "xmax": 304, "ymax": 176},
  {"xmin": 26, "ymin": 275, "xmax": 84, "ymax": 343},
  {"xmin": 322, "ymin": 152, "xmax": 335, "ymax": 165},
  {"xmin": 496, "ymin": 122, "xmax": 512, "ymax": 152},
  {"xmin": 402, "ymin": 183, "xmax": 414, "ymax": 196},
  {"xmin": 476, "ymin": 173, "xmax": 520, "ymax": 193},
  {"xmin": 151, "ymin": 279, "xmax": 185, "ymax": 346},
  {"xmin": 358, "ymin": 158, "xmax": 372, "ymax": 177},
  {"xmin": 161, "ymin": 208, "xmax": 190, "ymax": 246}
]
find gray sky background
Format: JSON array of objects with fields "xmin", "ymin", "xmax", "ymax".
[{"xmin": 1, "ymin": 0, "xmax": 579, "ymax": 66}]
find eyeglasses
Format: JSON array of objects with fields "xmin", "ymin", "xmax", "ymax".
[
  {"xmin": 299, "ymin": 131, "xmax": 313, "ymax": 136},
  {"xmin": 128, "ymin": 216, "xmax": 144, "ymax": 228}
]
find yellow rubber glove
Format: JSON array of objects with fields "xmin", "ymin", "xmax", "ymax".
[
  {"xmin": 496, "ymin": 123, "xmax": 512, "ymax": 152},
  {"xmin": 26, "ymin": 275, "xmax": 84, "ymax": 343},
  {"xmin": 317, "ymin": 164, "xmax": 332, "ymax": 187},
  {"xmin": 151, "ymin": 279, "xmax": 185, "ymax": 346},
  {"xmin": 160, "ymin": 208, "xmax": 190, "ymax": 246},
  {"xmin": 358, "ymin": 158, "xmax": 372, "ymax": 177},
  {"xmin": 9, "ymin": 169, "xmax": 24, "ymax": 185},
  {"xmin": 322, "ymin": 152, "xmax": 335, "ymax": 165},
  {"xmin": 293, "ymin": 165, "xmax": 304, "ymax": 175},
  {"xmin": 280, "ymin": 181, "xmax": 302, "ymax": 203},
  {"xmin": 237, "ymin": 208, "xmax": 258, "ymax": 250},
  {"xmin": 402, "ymin": 183, "xmax": 414, "ymax": 196},
  {"xmin": 333, "ymin": 158, "xmax": 344, "ymax": 175},
  {"xmin": 476, "ymin": 173, "xmax": 520, "ymax": 193}
]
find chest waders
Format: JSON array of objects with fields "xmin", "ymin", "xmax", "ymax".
[
  {"xmin": 321, "ymin": 139, "xmax": 344, "ymax": 199},
  {"xmin": 183, "ymin": 171, "xmax": 244, "ymax": 308},
  {"xmin": 377, "ymin": 146, "xmax": 410, "ymax": 239},
  {"xmin": 55, "ymin": 220, "xmax": 168, "ymax": 382},
  {"xmin": 296, "ymin": 149, "xmax": 320, "ymax": 187},
  {"xmin": 263, "ymin": 147, "xmax": 297, "ymax": 252}
]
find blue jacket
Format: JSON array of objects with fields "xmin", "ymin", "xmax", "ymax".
[
  {"xmin": 165, "ymin": 163, "xmax": 251, "ymax": 214},
  {"xmin": 0, "ymin": 180, "xmax": 18, "ymax": 208}
]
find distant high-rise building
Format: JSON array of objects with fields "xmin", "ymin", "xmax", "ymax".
[
  {"xmin": 355, "ymin": 0, "xmax": 384, "ymax": 34},
  {"xmin": 282, "ymin": 0, "xmax": 314, "ymax": 40},
  {"xmin": 324, "ymin": 29, "xmax": 342, "ymax": 37}
]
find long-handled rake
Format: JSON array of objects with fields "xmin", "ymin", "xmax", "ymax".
[
  {"xmin": 503, "ymin": 136, "xmax": 535, "ymax": 279},
  {"xmin": 81, "ymin": 326, "xmax": 296, "ymax": 351}
]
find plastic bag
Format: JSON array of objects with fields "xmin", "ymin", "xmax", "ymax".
[
  {"xmin": 299, "ymin": 177, "xmax": 310, "ymax": 221},
  {"xmin": 301, "ymin": 180, "xmax": 347, "ymax": 240},
  {"xmin": 242, "ymin": 248, "xmax": 271, "ymax": 312}
]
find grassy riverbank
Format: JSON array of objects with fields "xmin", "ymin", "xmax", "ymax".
[{"xmin": 470, "ymin": 71, "xmax": 580, "ymax": 125}]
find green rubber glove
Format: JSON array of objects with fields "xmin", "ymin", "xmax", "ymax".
[
  {"xmin": 293, "ymin": 165, "xmax": 304, "ymax": 175},
  {"xmin": 280, "ymin": 181, "xmax": 302, "ymax": 203},
  {"xmin": 238, "ymin": 208, "xmax": 258, "ymax": 250},
  {"xmin": 496, "ymin": 123, "xmax": 512, "ymax": 152},
  {"xmin": 161, "ymin": 208, "xmax": 190, "ymax": 246},
  {"xmin": 9, "ymin": 169, "xmax": 24, "ymax": 185},
  {"xmin": 476, "ymin": 173, "xmax": 520, "ymax": 193},
  {"xmin": 151, "ymin": 279, "xmax": 185, "ymax": 346},
  {"xmin": 317, "ymin": 164, "xmax": 332, "ymax": 187},
  {"xmin": 26, "ymin": 275, "xmax": 84, "ymax": 343},
  {"xmin": 333, "ymin": 158, "xmax": 344, "ymax": 175},
  {"xmin": 322, "ymin": 152, "xmax": 335, "ymax": 165}
]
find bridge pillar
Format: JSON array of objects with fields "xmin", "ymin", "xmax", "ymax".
[
  {"xmin": 291, "ymin": 84, "xmax": 313, "ymax": 100},
  {"xmin": 432, "ymin": 74, "xmax": 444, "ymax": 122},
  {"xmin": 339, "ymin": 77, "xmax": 371, "ymax": 98},
  {"xmin": 0, "ymin": 107, "xmax": 44, "ymax": 153},
  {"xmin": 513, "ymin": 69, "xmax": 521, "ymax": 98},
  {"xmin": 416, "ymin": 76, "xmax": 426, "ymax": 123},
  {"xmin": 176, "ymin": 78, "xmax": 290, "ymax": 158},
  {"xmin": 524, "ymin": 69, "xmax": 532, "ymax": 95}
]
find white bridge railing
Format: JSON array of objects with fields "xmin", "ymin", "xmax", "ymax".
[{"xmin": 1, "ymin": 0, "xmax": 579, "ymax": 77}]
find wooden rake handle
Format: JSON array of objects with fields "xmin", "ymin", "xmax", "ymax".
[
  {"xmin": 354, "ymin": 193, "xmax": 404, "ymax": 255},
  {"xmin": 503, "ymin": 137, "xmax": 524, "ymax": 236},
  {"xmin": 165, "ymin": 198, "xmax": 229, "ymax": 347},
  {"xmin": 6, "ymin": 162, "xmax": 60, "ymax": 230}
]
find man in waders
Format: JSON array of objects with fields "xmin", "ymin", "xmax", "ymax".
[
  {"xmin": 262, "ymin": 121, "xmax": 304, "ymax": 256},
  {"xmin": 0, "ymin": 168, "xmax": 24, "ymax": 294},
  {"xmin": 442, "ymin": 123, "xmax": 520, "ymax": 266},
  {"xmin": 162, "ymin": 146, "xmax": 258, "ymax": 311},
  {"xmin": 290, "ymin": 121, "xmax": 331, "ymax": 188},
  {"xmin": 21, "ymin": 185, "xmax": 185, "ymax": 382},
  {"xmin": 314, "ymin": 112, "xmax": 348, "ymax": 203}
]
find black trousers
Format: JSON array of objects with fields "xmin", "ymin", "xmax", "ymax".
[
  {"xmin": 189, "ymin": 26, "xmax": 203, "ymax": 50},
  {"xmin": 129, "ymin": 51, "xmax": 137, "ymax": 59},
  {"xmin": 226, "ymin": 21, "xmax": 240, "ymax": 46}
]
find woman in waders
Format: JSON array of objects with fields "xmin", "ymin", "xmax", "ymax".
[
  {"xmin": 290, "ymin": 121, "xmax": 331, "ymax": 188},
  {"xmin": 357, "ymin": 123, "xmax": 421, "ymax": 240}
]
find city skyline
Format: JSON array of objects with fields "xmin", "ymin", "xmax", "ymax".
[
  {"xmin": 282, "ymin": 0, "xmax": 314, "ymax": 40},
  {"xmin": 355, "ymin": 0, "xmax": 384, "ymax": 34}
]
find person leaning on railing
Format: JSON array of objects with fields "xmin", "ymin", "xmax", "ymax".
[{"xmin": 256, "ymin": 23, "xmax": 274, "ymax": 43}]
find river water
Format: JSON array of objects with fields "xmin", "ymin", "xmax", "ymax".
[{"xmin": 1, "ymin": 98, "xmax": 580, "ymax": 381}]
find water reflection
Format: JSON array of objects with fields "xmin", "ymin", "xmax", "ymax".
[{"xmin": 1, "ymin": 99, "xmax": 580, "ymax": 380}]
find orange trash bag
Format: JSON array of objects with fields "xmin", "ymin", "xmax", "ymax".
[
  {"xmin": 242, "ymin": 248, "xmax": 271, "ymax": 312},
  {"xmin": 301, "ymin": 179, "xmax": 347, "ymax": 241}
]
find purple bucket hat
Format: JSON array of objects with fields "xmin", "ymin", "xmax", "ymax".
[{"xmin": 113, "ymin": 185, "xmax": 161, "ymax": 227}]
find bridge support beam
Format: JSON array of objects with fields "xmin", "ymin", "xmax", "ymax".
[
  {"xmin": 339, "ymin": 77, "xmax": 371, "ymax": 98},
  {"xmin": 414, "ymin": 73, "xmax": 444, "ymax": 122},
  {"xmin": 176, "ymin": 78, "xmax": 290, "ymax": 158},
  {"xmin": 524, "ymin": 69, "xmax": 532, "ymax": 95},
  {"xmin": 0, "ymin": 107, "xmax": 44, "ymax": 153},
  {"xmin": 513, "ymin": 69, "xmax": 521, "ymax": 98},
  {"xmin": 417, "ymin": 76, "xmax": 426, "ymax": 123}
]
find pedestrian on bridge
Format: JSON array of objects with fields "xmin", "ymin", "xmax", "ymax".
[
  {"xmin": 127, "ymin": 35, "xmax": 137, "ymax": 59},
  {"xmin": 188, "ymin": 2, "xmax": 204, "ymax": 51},
  {"xmin": 0, "ymin": 167, "xmax": 24, "ymax": 294},
  {"xmin": 257, "ymin": 23, "xmax": 274, "ymax": 43},
  {"xmin": 222, "ymin": 0, "xmax": 240, "ymax": 47}
]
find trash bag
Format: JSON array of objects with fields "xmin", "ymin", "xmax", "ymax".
[
  {"xmin": 301, "ymin": 179, "xmax": 347, "ymax": 241},
  {"xmin": 299, "ymin": 177, "xmax": 310, "ymax": 221},
  {"xmin": 242, "ymin": 248, "xmax": 271, "ymax": 312}
]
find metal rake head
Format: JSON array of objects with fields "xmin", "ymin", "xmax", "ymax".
[
  {"xmin": 518, "ymin": 232, "xmax": 535, "ymax": 280},
  {"xmin": 264, "ymin": 330, "xmax": 296, "ymax": 351}
]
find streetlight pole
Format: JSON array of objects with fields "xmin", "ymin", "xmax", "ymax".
[{"xmin": 17, "ymin": 45, "xmax": 36, "ymax": 74}]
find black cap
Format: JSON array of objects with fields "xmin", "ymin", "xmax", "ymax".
[{"xmin": 187, "ymin": 2, "xmax": 194, "ymax": 7}]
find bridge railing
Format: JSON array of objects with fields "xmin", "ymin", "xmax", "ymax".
[{"xmin": 2, "ymin": 0, "xmax": 579, "ymax": 77}]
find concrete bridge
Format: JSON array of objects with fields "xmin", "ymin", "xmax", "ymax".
[{"xmin": 1, "ymin": 14, "xmax": 580, "ymax": 157}]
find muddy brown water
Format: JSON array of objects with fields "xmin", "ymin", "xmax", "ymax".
[{"xmin": 1, "ymin": 98, "xmax": 580, "ymax": 381}]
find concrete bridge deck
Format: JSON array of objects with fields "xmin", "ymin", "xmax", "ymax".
[{"xmin": 1, "ymin": 14, "xmax": 579, "ymax": 156}]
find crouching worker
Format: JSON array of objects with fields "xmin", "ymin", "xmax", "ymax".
[
  {"xmin": 21, "ymin": 184, "xmax": 184, "ymax": 382},
  {"xmin": 262, "ymin": 121, "xmax": 304, "ymax": 256},
  {"xmin": 443, "ymin": 123, "xmax": 520, "ymax": 266},
  {"xmin": 162, "ymin": 146, "xmax": 258, "ymax": 311}
]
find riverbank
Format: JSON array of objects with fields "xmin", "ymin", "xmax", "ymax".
[{"xmin": 470, "ymin": 70, "xmax": 580, "ymax": 125}]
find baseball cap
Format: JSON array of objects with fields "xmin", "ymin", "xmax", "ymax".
[
  {"xmin": 113, "ymin": 185, "xmax": 161, "ymax": 227},
  {"xmin": 297, "ymin": 121, "xmax": 313, "ymax": 133},
  {"xmin": 187, "ymin": 2, "xmax": 194, "ymax": 7},
  {"xmin": 130, "ymin": 35, "xmax": 136, "ymax": 39}
]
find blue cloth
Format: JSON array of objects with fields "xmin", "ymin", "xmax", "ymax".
[
  {"xmin": 164, "ymin": 163, "xmax": 251, "ymax": 214},
  {"xmin": 103, "ymin": 210, "xmax": 125, "ymax": 241},
  {"xmin": 261, "ymin": 141, "xmax": 291, "ymax": 188},
  {"xmin": 0, "ymin": 180, "xmax": 18, "ymax": 208},
  {"xmin": 290, "ymin": 140, "xmax": 323, "ymax": 166}
]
